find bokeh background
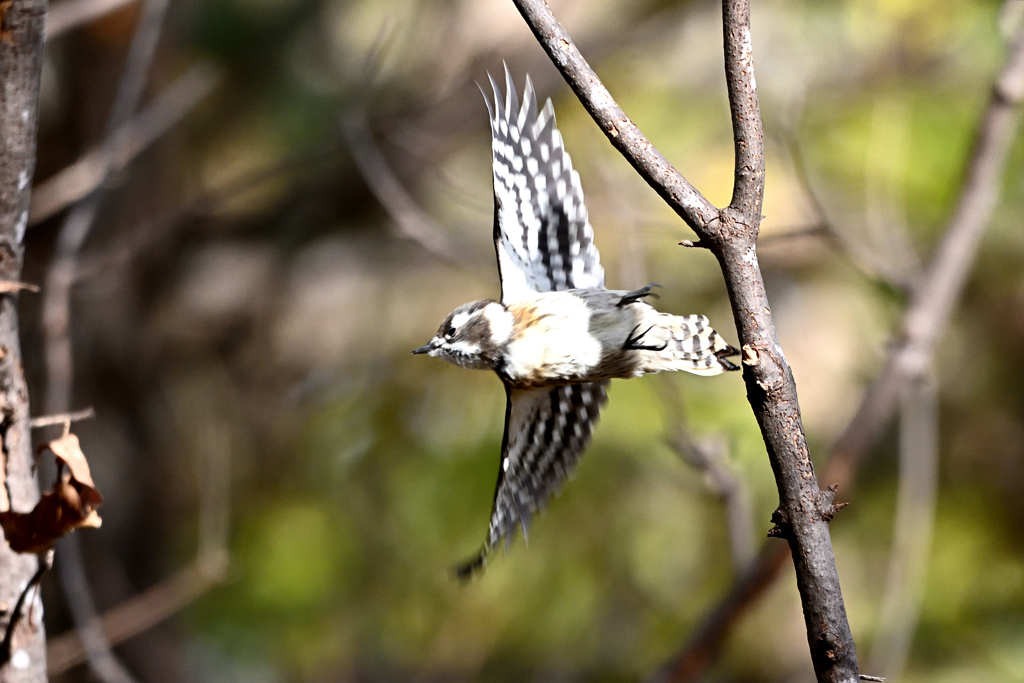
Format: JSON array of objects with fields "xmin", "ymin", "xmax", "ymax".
[{"xmin": 21, "ymin": 0, "xmax": 1024, "ymax": 681}]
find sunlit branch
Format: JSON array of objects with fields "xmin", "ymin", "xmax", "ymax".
[{"xmin": 512, "ymin": 0, "xmax": 860, "ymax": 680}]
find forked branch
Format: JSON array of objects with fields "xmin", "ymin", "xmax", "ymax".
[{"xmin": 511, "ymin": 0, "xmax": 858, "ymax": 681}]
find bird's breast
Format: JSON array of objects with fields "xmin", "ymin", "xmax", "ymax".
[{"xmin": 500, "ymin": 291, "xmax": 638, "ymax": 387}]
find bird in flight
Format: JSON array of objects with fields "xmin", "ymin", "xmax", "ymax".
[{"xmin": 414, "ymin": 68, "xmax": 738, "ymax": 578}]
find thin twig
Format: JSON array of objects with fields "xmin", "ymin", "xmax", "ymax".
[
  {"xmin": 54, "ymin": 538, "xmax": 135, "ymax": 683},
  {"xmin": 658, "ymin": 16, "xmax": 1024, "ymax": 682},
  {"xmin": 28, "ymin": 408, "xmax": 95, "ymax": 429},
  {"xmin": 782, "ymin": 131, "xmax": 916, "ymax": 292},
  {"xmin": 47, "ymin": 368, "xmax": 235, "ymax": 675},
  {"xmin": 659, "ymin": 378, "xmax": 754, "ymax": 571},
  {"xmin": 862, "ymin": 98, "xmax": 923, "ymax": 286},
  {"xmin": 756, "ymin": 224, "xmax": 828, "ymax": 245},
  {"xmin": 73, "ymin": 147, "xmax": 337, "ymax": 285},
  {"xmin": 45, "ymin": 0, "xmax": 137, "ymax": 41},
  {"xmin": 0, "ymin": 550, "xmax": 52, "ymax": 667},
  {"xmin": 29, "ymin": 62, "xmax": 223, "ymax": 226},
  {"xmin": 0, "ymin": 280, "xmax": 39, "ymax": 293},
  {"xmin": 340, "ymin": 110, "xmax": 461, "ymax": 264},
  {"xmin": 47, "ymin": 559, "xmax": 227, "ymax": 675},
  {"xmin": 867, "ymin": 373, "xmax": 938, "ymax": 679},
  {"xmin": 42, "ymin": 0, "xmax": 173, "ymax": 680}
]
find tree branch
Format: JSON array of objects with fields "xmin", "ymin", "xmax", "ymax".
[
  {"xmin": 658, "ymin": 14, "xmax": 1024, "ymax": 683},
  {"xmin": 867, "ymin": 373, "xmax": 938, "ymax": 679},
  {"xmin": 340, "ymin": 110, "xmax": 462, "ymax": 264},
  {"xmin": 781, "ymin": 130, "xmax": 916, "ymax": 293},
  {"xmin": 46, "ymin": 559, "xmax": 226, "ymax": 675},
  {"xmin": 0, "ymin": 0, "xmax": 50, "ymax": 679},
  {"xmin": 660, "ymin": 379, "xmax": 754, "ymax": 572},
  {"xmin": 48, "ymin": 364, "xmax": 235, "ymax": 675},
  {"xmin": 28, "ymin": 62, "xmax": 222, "ymax": 226},
  {"xmin": 721, "ymin": 0, "xmax": 764, "ymax": 219},
  {"xmin": 512, "ymin": 1, "xmax": 858, "ymax": 680},
  {"xmin": 28, "ymin": 407, "xmax": 94, "ymax": 429},
  {"xmin": 828, "ymin": 17, "xmax": 1024, "ymax": 491}
]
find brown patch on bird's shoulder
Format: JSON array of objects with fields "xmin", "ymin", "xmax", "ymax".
[{"xmin": 507, "ymin": 301, "xmax": 552, "ymax": 339}]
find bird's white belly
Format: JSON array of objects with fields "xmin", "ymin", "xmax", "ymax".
[{"xmin": 502, "ymin": 291, "xmax": 631, "ymax": 386}]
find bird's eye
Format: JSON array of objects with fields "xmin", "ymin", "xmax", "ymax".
[{"xmin": 446, "ymin": 326, "xmax": 456, "ymax": 339}]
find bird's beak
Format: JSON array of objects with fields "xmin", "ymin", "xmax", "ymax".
[{"xmin": 412, "ymin": 342, "xmax": 434, "ymax": 355}]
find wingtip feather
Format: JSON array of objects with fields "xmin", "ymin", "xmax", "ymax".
[
  {"xmin": 487, "ymin": 70, "xmax": 502, "ymax": 121},
  {"xmin": 476, "ymin": 79, "xmax": 494, "ymax": 120},
  {"xmin": 503, "ymin": 63, "xmax": 519, "ymax": 126},
  {"xmin": 520, "ymin": 74, "xmax": 537, "ymax": 132},
  {"xmin": 452, "ymin": 547, "xmax": 489, "ymax": 582}
]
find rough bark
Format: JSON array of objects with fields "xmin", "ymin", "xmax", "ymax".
[
  {"xmin": 512, "ymin": 0, "xmax": 860, "ymax": 680},
  {"xmin": 0, "ymin": 0, "xmax": 49, "ymax": 680}
]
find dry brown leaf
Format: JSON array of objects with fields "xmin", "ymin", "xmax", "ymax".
[
  {"xmin": 0, "ymin": 433, "xmax": 103, "ymax": 554},
  {"xmin": 47, "ymin": 433, "xmax": 102, "ymax": 505},
  {"xmin": 0, "ymin": 281, "xmax": 40, "ymax": 294}
]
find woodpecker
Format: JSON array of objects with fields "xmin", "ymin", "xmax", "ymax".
[{"xmin": 414, "ymin": 67, "xmax": 738, "ymax": 577}]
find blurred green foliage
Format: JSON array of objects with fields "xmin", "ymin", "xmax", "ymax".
[{"xmin": 31, "ymin": 0, "xmax": 1024, "ymax": 681}]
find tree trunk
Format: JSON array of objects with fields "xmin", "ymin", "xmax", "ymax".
[{"xmin": 0, "ymin": 0, "xmax": 49, "ymax": 680}]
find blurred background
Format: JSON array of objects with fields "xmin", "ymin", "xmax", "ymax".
[{"xmin": 20, "ymin": 0, "xmax": 1024, "ymax": 681}]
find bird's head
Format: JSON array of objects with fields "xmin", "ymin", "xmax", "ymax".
[{"xmin": 413, "ymin": 299, "xmax": 512, "ymax": 370}]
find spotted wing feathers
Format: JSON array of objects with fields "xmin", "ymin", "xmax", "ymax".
[
  {"xmin": 483, "ymin": 67, "xmax": 605, "ymax": 303},
  {"xmin": 456, "ymin": 380, "xmax": 608, "ymax": 578}
]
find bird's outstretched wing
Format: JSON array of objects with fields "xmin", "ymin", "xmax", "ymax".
[
  {"xmin": 483, "ymin": 66, "xmax": 605, "ymax": 303},
  {"xmin": 456, "ymin": 380, "xmax": 609, "ymax": 578}
]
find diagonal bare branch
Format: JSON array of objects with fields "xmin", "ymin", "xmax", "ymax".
[
  {"xmin": 781, "ymin": 130, "xmax": 917, "ymax": 293},
  {"xmin": 340, "ymin": 110, "xmax": 461, "ymax": 264},
  {"xmin": 660, "ymin": 378, "xmax": 755, "ymax": 572},
  {"xmin": 829, "ymin": 21, "xmax": 1024, "ymax": 487},
  {"xmin": 48, "ymin": 367, "xmax": 234, "ymax": 676},
  {"xmin": 29, "ymin": 62, "xmax": 222, "ymax": 226},
  {"xmin": 46, "ymin": 560, "xmax": 225, "ymax": 675}
]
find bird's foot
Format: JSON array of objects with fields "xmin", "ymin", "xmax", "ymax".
[
  {"xmin": 623, "ymin": 324, "xmax": 668, "ymax": 351},
  {"xmin": 617, "ymin": 283, "xmax": 662, "ymax": 307},
  {"xmin": 716, "ymin": 345, "xmax": 741, "ymax": 371}
]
